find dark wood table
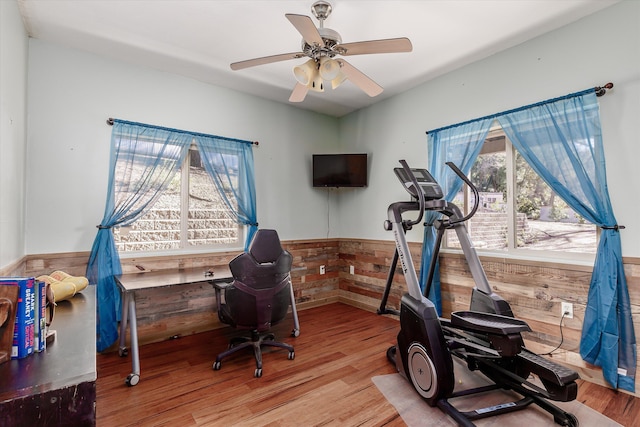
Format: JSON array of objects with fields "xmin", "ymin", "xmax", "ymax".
[{"xmin": 0, "ymin": 286, "xmax": 96, "ymax": 426}]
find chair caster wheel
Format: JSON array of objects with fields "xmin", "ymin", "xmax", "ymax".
[
  {"xmin": 291, "ymin": 329, "xmax": 300, "ymax": 337},
  {"xmin": 125, "ymin": 373, "xmax": 139, "ymax": 386},
  {"xmin": 119, "ymin": 347, "xmax": 128, "ymax": 357},
  {"xmin": 255, "ymin": 368, "xmax": 262, "ymax": 378},
  {"xmin": 213, "ymin": 361, "xmax": 221, "ymax": 370},
  {"xmin": 556, "ymin": 413, "xmax": 578, "ymax": 427},
  {"xmin": 288, "ymin": 351, "xmax": 295, "ymax": 360}
]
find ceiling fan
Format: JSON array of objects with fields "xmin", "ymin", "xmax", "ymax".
[{"xmin": 230, "ymin": 1, "xmax": 412, "ymax": 103}]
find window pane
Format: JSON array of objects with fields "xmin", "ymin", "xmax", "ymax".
[
  {"xmin": 515, "ymin": 152, "xmax": 596, "ymax": 253},
  {"xmin": 446, "ymin": 145, "xmax": 508, "ymax": 251},
  {"xmin": 187, "ymin": 150, "xmax": 239, "ymax": 246},
  {"xmin": 114, "ymin": 149, "xmax": 242, "ymax": 252},
  {"xmin": 114, "ymin": 170, "xmax": 182, "ymax": 251},
  {"xmin": 469, "ymin": 149, "xmax": 508, "ymax": 250},
  {"xmin": 443, "ymin": 130, "xmax": 596, "ymax": 256}
]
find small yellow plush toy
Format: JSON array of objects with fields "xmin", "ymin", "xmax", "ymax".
[{"xmin": 36, "ymin": 271, "xmax": 89, "ymax": 303}]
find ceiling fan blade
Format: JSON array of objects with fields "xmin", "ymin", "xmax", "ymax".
[
  {"xmin": 336, "ymin": 59, "xmax": 383, "ymax": 97},
  {"xmin": 289, "ymin": 82, "xmax": 309, "ymax": 102},
  {"xmin": 337, "ymin": 38, "xmax": 412, "ymax": 56},
  {"xmin": 231, "ymin": 52, "xmax": 304, "ymax": 71},
  {"xmin": 285, "ymin": 14, "xmax": 325, "ymax": 47}
]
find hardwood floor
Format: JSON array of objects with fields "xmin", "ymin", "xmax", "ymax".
[{"xmin": 97, "ymin": 303, "xmax": 638, "ymax": 426}]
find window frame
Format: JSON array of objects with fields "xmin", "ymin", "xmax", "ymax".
[
  {"xmin": 442, "ymin": 126, "xmax": 598, "ymax": 265},
  {"xmin": 115, "ymin": 141, "xmax": 245, "ymax": 257}
]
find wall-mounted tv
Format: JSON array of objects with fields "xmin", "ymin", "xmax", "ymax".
[{"xmin": 312, "ymin": 153, "xmax": 368, "ymax": 188}]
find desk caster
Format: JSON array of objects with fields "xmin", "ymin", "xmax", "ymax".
[
  {"xmin": 119, "ymin": 347, "xmax": 128, "ymax": 357},
  {"xmin": 125, "ymin": 373, "xmax": 139, "ymax": 387},
  {"xmin": 291, "ymin": 329, "xmax": 300, "ymax": 337}
]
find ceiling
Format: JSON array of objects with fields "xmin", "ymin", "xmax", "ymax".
[{"xmin": 17, "ymin": 0, "xmax": 618, "ymax": 117}]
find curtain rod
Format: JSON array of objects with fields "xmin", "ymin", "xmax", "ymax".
[
  {"xmin": 426, "ymin": 82, "xmax": 613, "ymax": 135},
  {"xmin": 106, "ymin": 118, "xmax": 259, "ymax": 146}
]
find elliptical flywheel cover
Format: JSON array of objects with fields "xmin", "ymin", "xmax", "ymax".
[{"xmin": 407, "ymin": 342, "xmax": 438, "ymax": 399}]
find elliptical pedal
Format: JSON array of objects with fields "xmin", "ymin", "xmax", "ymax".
[
  {"xmin": 518, "ymin": 349, "xmax": 579, "ymax": 386},
  {"xmin": 451, "ymin": 311, "xmax": 531, "ymax": 335}
]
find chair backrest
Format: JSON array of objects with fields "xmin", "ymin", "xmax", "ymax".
[{"xmin": 226, "ymin": 229, "xmax": 293, "ymax": 331}]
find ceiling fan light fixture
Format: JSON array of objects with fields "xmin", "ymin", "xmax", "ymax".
[
  {"xmin": 293, "ymin": 59, "xmax": 317, "ymax": 85},
  {"xmin": 309, "ymin": 72, "xmax": 325, "ymax": 92},
  {"xmin": 331, "ymin": 70, "xmax": 347, "ymax": 89},
  {"xmin": 319, "ymin": 57, "xmax": 340, "ymax": 81}
]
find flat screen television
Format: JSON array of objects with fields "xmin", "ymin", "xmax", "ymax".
[{"xmin": 312, "ymin": 153, "xmax": 368, "ymax": 188}]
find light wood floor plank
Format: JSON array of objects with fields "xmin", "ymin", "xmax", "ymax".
[{"xmin": 97, "ymin": 303, "xmax": 638, "ymax": 426}]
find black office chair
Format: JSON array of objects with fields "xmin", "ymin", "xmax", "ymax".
[{"xmin": 212, "ymin": 229, "xmax": 295, "ymax": 377}]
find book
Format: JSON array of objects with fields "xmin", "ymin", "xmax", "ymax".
[
  {"xmin": 0, "ymin": 277, "xmax": 36, "ymax": 359},
  {"xmin": 34, "ymin": 280, "xmax": 47, "ymax": 352}
]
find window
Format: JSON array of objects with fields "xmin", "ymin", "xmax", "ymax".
[
  {"xmin": 445, "ymin": 126, "xmax": 597, "ymax": 256},
  {"xmin": 114, "ymin": 144, "xmax": 242, "ymax": 252}
]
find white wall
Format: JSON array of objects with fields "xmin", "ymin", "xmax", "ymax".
[
  {"xmin": 337, "ymin": 1, "xmax": 640, "ymax": 257},
  {"xmin": 0, "ymin": 0, "xmax": 29, "ymax": 267},
  {"xmin": 13, "ymin": 1, "xmax": 640, "ymax": 261},
  {"xmin": 25, "ymin": 40, "xmax": 340, "ymax": 254}
]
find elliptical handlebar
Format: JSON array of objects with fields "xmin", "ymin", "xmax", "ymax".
[
  {"xmin": 445, "ymin": 161, "xmax": 479, "ymax": 224},
  {"xmin": 399, "ymin": 159, "xmax": 426, "ymax": 228}
]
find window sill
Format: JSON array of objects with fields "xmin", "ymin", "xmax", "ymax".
[{"xmin": 439, "ymin": 247, "xmax": 596, "ymax": 268}]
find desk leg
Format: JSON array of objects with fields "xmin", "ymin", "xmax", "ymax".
[
  {"xmin": 118, "ymin": 291, "xmax": 129, "ymax": 357},
  {"xmin": 289, "ymin": 283, "xmax": 300, "ymax": 337},
  {"xmin": 125, "ymin": 293, "xmax": 140, "ymax": 386}
]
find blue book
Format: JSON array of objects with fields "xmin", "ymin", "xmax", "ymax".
[
  {"xmin": 0, "ymin": 277, "xmax": 36, "ymax": 359},
  {"xmin": 35, "ymin": 280, "xmax": 47, "ymax": 352}
]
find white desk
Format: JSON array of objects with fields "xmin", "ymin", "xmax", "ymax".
[{"xmin": 114, "ymin": 267, "xmax": 299, "ymax": 386}]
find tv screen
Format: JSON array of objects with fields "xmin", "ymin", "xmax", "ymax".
[{"xmin": 312, "ymin": 154, "xmax": 368, "ymax": 188}]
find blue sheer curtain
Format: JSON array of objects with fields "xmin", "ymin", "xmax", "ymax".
[
  {"xmin": 421, "ymin": 118, "xmax": 493, "ymax": 314},
  {"xmin": 87, "ymin": 121, "xmax": 191, "ymax": 351},
  {"xmin": 497, "ymin": 90, "xmax": 635, "ymax": 392},
  {"xmin": 195, "ymin": 136, "xmax": 258, "ymax": 249},
  {"xmin": 87, "ymin": 119, "xmax": 257, "ymax": 352}
]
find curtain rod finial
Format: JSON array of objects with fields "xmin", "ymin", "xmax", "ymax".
[
  {"xmin": 595, "ymin": 82, "xmax": 614, "ymax": 97},
  {"xmin": 107, "ymin": 118, "xmax": 114, "ymax": 125}
]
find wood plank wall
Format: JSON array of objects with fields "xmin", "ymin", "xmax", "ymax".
[
  {"xmin": 6, "ymin": 239, "xmax": 640, "ymax": 395},
  {"xmin": 339, "ymin": 239, "xmax": 640, "ymax": 397},
  {"xmin": 11, "ymin": 239, "xmax": 341, "ymax": 349}
]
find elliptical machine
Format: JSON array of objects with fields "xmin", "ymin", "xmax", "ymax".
[{"xmin": 382, "ymin": 160, "xmax": 579, "ymax": 427}]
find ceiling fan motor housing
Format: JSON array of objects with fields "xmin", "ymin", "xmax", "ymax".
[{"xmin": 301, "ymin": 27, "xmax": 342, "ymax": 59}]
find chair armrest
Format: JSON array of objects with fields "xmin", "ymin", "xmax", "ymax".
[{"xmin": 212, "ymin": 280, "xmax": 233, "ymax": 313}]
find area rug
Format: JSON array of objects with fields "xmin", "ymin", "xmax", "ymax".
[{"xmin": 372, "ymin": 357, "xmax": 621, "ymax": 426}]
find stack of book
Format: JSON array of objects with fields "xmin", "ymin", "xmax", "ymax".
[{"xmin": 0, "ymin": 277, "xmax": 49, "ymax": 360}]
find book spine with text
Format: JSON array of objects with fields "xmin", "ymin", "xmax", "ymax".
[{"xmin": 35, "ymin": 279, "xmax": 47, "ymax": 352}]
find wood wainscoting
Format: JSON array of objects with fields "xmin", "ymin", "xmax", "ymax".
[
  {"xmin": 339, "ymin": 238, "xmax": 640, "ymax": 397},
  {"xmin": 13, "ymin": 239, "xmax": 342, "ymax": 349},
  {"xmin": 6, "ymin": 238, "xmax": 640, "ymax": 395}
]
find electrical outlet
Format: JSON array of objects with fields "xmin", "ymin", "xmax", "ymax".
[
  {"xmin": 561, "ymin": 301, "xmax": 573, "ymax": 319},
  {"xmin": 349, "ymin": 265, "xmax": 355, "ymax": 275},
  {"xmin": 320, "ymin": 265, "xmax": 325, "ymax": 275}
]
